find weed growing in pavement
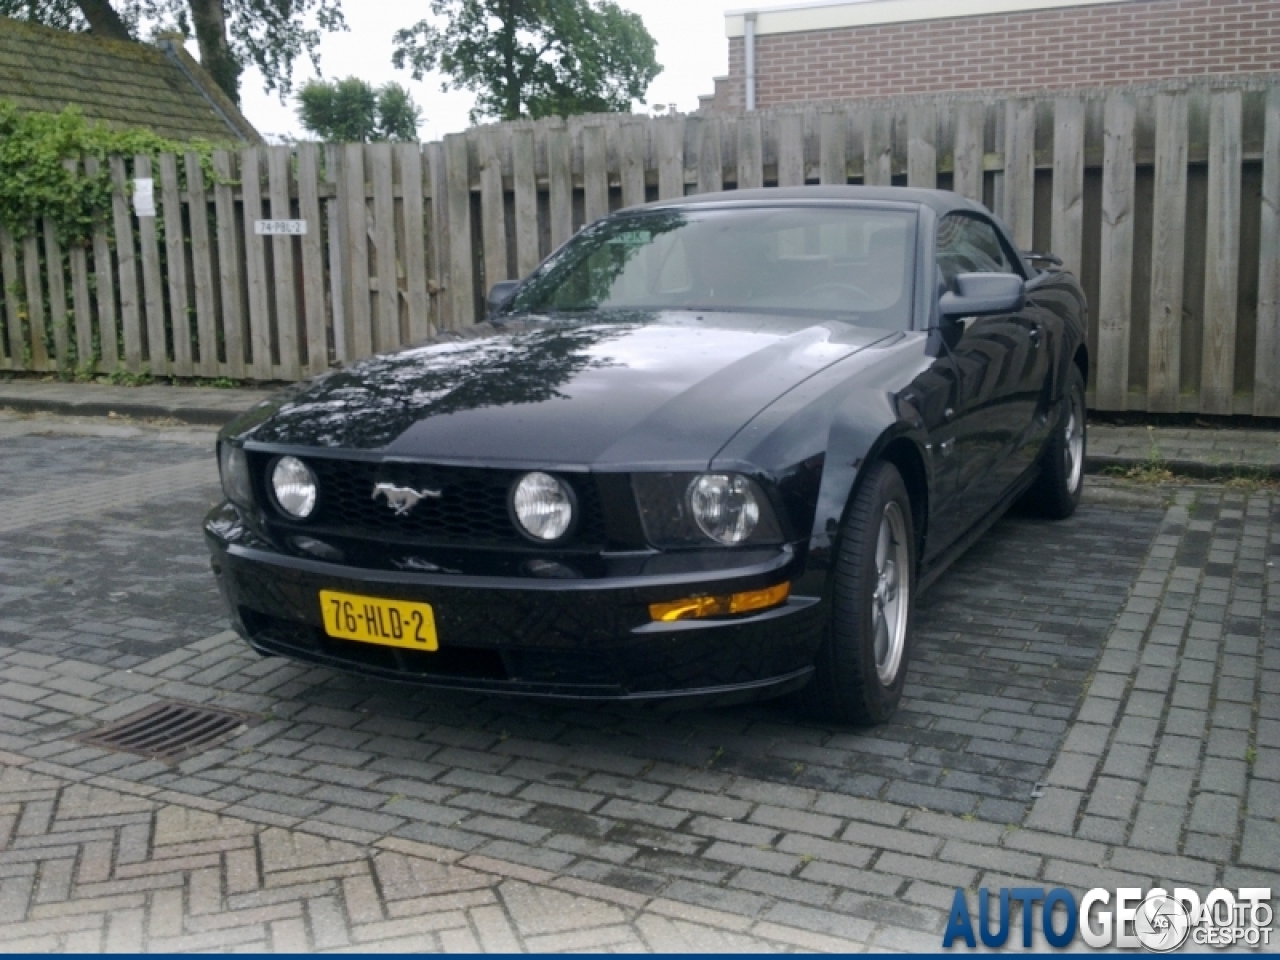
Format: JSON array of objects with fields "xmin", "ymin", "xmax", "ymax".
[
  {"xmin": 105, "ymin": 367, "xmax": 153, "ymax": 387},
  {"xmin": 1103, "ymin": 462, "xmax": 1176, "ymax": 484}
]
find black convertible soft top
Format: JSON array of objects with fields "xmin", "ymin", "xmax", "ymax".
[{"xmin": 645, "ymin": 185, "xmax": 988, "ymax": 218}]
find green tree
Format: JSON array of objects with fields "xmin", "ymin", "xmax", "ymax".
[
  {"xmin": 296, "ymin": 77, "xmax": 422, "ymax": 142},
  {"xmin": 0, "ymin": 0, "xmax": 346, "ymax": 105},
  {"xmin": 391, "ymin": 0, "xmax": 660, "ymax": 123}
]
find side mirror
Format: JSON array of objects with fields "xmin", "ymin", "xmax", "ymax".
[
  {"xmin": 938, "ymin": 273, "xmax": 1025, "ymax": 318},
  {"xmin": 486, "ymin": 280, "xmax": 519, "ymax": 315}
]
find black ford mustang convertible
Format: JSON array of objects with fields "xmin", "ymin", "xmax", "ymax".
[{"xmin": 206, "ymin": 187, "xmax": 1088, "ymax": 725}]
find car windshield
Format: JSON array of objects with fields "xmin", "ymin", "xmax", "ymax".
[{"xmin": 505, "ymin": 206, "xmax": 918, "ymax": 330}]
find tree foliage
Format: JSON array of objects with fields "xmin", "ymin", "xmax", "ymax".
[
  {"xmin": 296, "ymin": 77, "xmax": 422, "ymax": 142},
  {"xmin": 0, "ymin": 99, "xmax": 225, "ymax": 243},
  {"xmin": 392, "ymin": 0, "xmax": 661, "ymax": 123},
  {"xmin": 0, "ymin": 0, "xmax": 346, "ymax": 104}
]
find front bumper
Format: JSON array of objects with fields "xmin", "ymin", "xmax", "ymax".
[{"xmin": 206, "ymin": 504, "xmax": 827, "ymax": 703}]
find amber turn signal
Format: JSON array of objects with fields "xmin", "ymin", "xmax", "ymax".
[{"xmin": 649, "ymin": 582, "xmax": 791, "ymax": 622}]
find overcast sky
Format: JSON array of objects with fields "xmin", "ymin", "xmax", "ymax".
[{"xmin": 234, "ymin": 0, "xmax": 732, "ymax": 142}]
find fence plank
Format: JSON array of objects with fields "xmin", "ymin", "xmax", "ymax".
[
  {"xmin": 159, "ymin": 153, "xmax": 193, "ymax": 376},
  {"xmin": 547, "ymin": 126, "xmax": 573, "ymax": 250},
  {"xmin": 1051, "ymin": 97, "xmax": 1086, "ymax": 281},
  {"xmin": 239, "ymin": 148, "xmax": 273, "ymax": 379},
  {"xmin": 1095, "ymin": 94, "xmax": 1137, "ymax": 411},
  {"xmin": 1200, "ymin": 90, "xmax": 1243, "ymax": 415},
  {"xmin": 478, "ymin": 132, "xmax": 508, "ymax": 303},
  {"xmin": 818, "ymin": 111, "xmax": 846, "ymax": 185},
  {"xmin": 1, "ymin": 229, "xmax": 24, "ymax": 369},
  {"xmin": 184, "ymin": 153, "xmax": 217, "ymax": 377},
  {"xmin": 267, "ymin": 145, "xmax": 301, "ymax": 377},
  {"xmin": 297, "ymin": 143, "xmax": 331, "ymax": 371},
  {"xmin": 584, "ymin": 124, "xmax": 611, "ymax": 218},
  {"xmin": 396, "ymin": 142, "xmax": 430, "ymax": 345},
  {"xmin": 425, "ymin": 141, "xmax": 449, "ymax": 331},
  {"xmin": 953, "ymin": 101, "xmax": 984, "ymax": 203},
  {"xmin": 41, "ymin": 221, "xmax": 69, "ymax": 372},
  {"xmin": 82, "ymin": 157, "xmax": 119, "ymax": 372},
  {"xmin": 1256, "ymin": 86, "xmax": 1280, "ymax": 416},
  {"xmin": 657, "ymin": 117, "xmax": 685, "ymax": 200},
  {"xmin": 110, "ymin": 157, "xmax": 143, "ymax": 373},
  {"xmin": 20, "ymin": 232, "xmax": 48, "ymax": 370},
  {"xmin": 1003, "ymin": 100, "xmax": 1036, "ymax": 250},
  {"xmin": 325, "ymin": 145, "xmax": 351, "ymax": 355},
  {"xmin": 907, "ymin": 103, "xmax": 936, "ymax": 189},
  {"xmin": 136, "ymin": 155, "xmax": 170, "ymax": 375},
  {"xmin": 342, "ymin": 142, "xmax": 373, "ymax": 356},
  {"xmin": 369, "ymin": 142, "xmax": 400, "ymax": 354},
  {"xmin": 619, "ymin": 122, "xmax": 647, "ymax": 208},
  {"xmin": 445, "ymin": 134, "xmax": 476, "ymax": 327},
  {"xmin": 1146, "ymin": 92, "xmax": 1189, "ymax": 413},
  {"xmin": 863, "ymin": 108, "xmax": 892, "ymax": 186},
  {"xmin": 778, "ymin": 113, "xmax": 804, "ymax": 187},
  {"xmin": 738, "ymin": 114, "xmax": 763, "ymax": 190},
  {"xmin": 695, "ymin": 117, "xmax": 722, "ymax": 194},
  {"xmin": 211, "ymin": 150, "xmax": 245, "ymax": 377},
  {"xmin": 59, "ymin": 159, "xmax": 92, "ymax": 373},
  {"xmin": 512, "ymin": 128, "xmax": 540, "ymax": 273},
  {"xmin": 68, "ymin": 233, "xmax": 92, "ymax": 372}
]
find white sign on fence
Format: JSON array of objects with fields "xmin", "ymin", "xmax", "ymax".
[
  {"xmin": 132, "ymin": 178, "xmax": 155, "ymax": 218},
  {"xmin": 254, "ymin": 219, "xmax": 308, "ymax": 236}
]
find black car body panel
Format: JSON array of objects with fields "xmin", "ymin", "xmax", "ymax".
[{"xmin": 207, "ymin": 187, "xmax": 1088, "ymax": 704}]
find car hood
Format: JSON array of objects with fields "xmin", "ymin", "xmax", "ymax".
[{"xmin": 229, "ymin": 312, "xmax": 891, "ymax": 468}]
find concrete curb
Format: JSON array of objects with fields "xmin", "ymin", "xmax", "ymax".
[
  {"xmin": 0, "ymin": 393, "xmax": 241, "ymax": 426},
  {"xmin": 1085, "ymin": 454, "xmax": 1280, "ymax": 480}
]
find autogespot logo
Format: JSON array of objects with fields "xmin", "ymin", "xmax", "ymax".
[{"xmin": 943, "ymin": 886, "xmax": 1274, "ymax": 951}]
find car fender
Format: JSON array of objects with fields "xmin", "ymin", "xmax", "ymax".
[{"xmin": 805, "ymin": 390, "xmax": 933, "ymax": 591}]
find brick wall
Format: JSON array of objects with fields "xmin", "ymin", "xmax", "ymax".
[{"xmin": 716, "ymin": 0, "xmax": 1280, "ymax": 110}]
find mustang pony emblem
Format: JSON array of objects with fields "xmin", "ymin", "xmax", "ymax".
[{"xmin": 372, "ymin": 482, "xmax": 442, "ymax": 516}]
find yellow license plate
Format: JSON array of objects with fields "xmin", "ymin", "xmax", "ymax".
[{"xmin": 319, "ymin": 590, "xmax": 439, "ymax": 651}]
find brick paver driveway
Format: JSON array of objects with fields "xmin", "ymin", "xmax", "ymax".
[{"xmin": 0, "ymin": 411, "xmax": 1274, "ymax": 951}]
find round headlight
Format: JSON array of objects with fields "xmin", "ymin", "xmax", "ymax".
[
  {"xmin": 688, "ymin": 474, "xmax": 760, "ymax": 545},
  {"xmin": 511, "ymin": 472, "xmax": 575, "ymax": 542},
  {"xmin": 271, "ymin": 456, "xmax": 317, "ymax": 519}
]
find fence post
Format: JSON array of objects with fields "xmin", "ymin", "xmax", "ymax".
[{"xmin": 1256, "ymin": 85, "xmax": 1280, "ymax": 417}]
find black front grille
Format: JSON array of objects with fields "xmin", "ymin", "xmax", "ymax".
[{"xmin": 262, "ymin": 456, "xmax": 606, "ymax": 549}]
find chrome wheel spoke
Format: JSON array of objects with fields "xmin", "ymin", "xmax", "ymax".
[{"xmin": 869, "ymin": 501, "xmax": 910, "ymax": 687}]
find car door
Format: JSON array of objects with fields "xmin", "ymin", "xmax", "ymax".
[{"xmin": 934, "ymin": 213, "xmax": 1039, "ymax": 533}]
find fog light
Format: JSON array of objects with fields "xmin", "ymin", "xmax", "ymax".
[
  {"xmin": 649, "ymin": 582, "xmax": 790, "ymax": 622},
  {"xmin": 511, "ymin": 472, "xmax": 575, "ymax": 541},
  {"xmin": 271, "ymin": 456, "xmax": 317, "ymax": 518}
]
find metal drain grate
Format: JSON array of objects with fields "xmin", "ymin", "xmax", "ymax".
[{"xmin": 76, "ymin": 700, "xmax": 253, "ymax": 763}]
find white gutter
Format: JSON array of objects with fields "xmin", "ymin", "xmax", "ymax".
[{"xmin": 744, "ymin": 12, "xmax": 757, "ymax": 111}]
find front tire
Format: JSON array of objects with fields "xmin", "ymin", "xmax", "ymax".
[
  {"xmin": 805, "ymin": 461, "xmax": 915, "ymax": 726},
  {"xmin": 1029, "ymin": 364, "xmax": 1086, "ymax": 520}
]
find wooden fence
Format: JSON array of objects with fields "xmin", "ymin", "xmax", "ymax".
[{"xmin": 0, "ymin": 74, "xmax": 1277, "ymax": 416}]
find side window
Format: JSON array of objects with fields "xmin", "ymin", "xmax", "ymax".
[{"xmin": 936, "ymin": 214, "xmax": 1018, "ymax": 290}]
